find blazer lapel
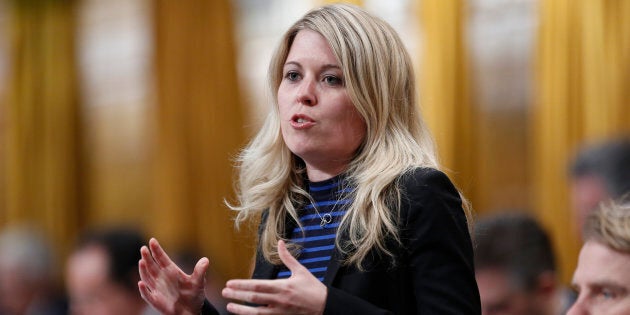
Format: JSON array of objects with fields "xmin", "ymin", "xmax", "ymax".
[
  {"xmin": 323, "ymin": 247, "xmax": 344, "ymax": 285},
  {"xmin": 323, "ymin": 221, "xmax": 349, "ymax": 286}
]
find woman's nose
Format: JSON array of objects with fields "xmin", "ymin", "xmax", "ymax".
[{"xmin": 296, "ymin": 79, "xmax": 317, "ymax": 106}]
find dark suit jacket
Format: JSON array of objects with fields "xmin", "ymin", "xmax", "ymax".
[{"xmin": 204, "ymin": 168, "xmax": 480, "ymax": 314}]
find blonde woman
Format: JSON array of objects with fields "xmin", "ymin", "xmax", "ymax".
[{"xmin": 139, "ymin": 4, "xmax": 480, "ymax": 314}]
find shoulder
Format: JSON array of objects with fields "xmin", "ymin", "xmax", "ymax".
[
  {"xmin": 396, "ymin": 167, "xmax": 467, "ymax": 231},
  {"xmin": 397, "ymin": 167, "xmax": 459, "ymax": 198}
]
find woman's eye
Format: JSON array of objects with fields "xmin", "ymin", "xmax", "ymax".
[
  {"xmin": 323, "ymin": 75, "xmax": 343, "ymax": 86},
  {"xmin": 285, "ymin": 71, "xmax": 300, "ymax": 81}
]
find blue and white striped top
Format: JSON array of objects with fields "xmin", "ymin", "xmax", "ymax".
[{"xmin": 276, "ymin": 174, "xmax": 352, "ymax": 282}]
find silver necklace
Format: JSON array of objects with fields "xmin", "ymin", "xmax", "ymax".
[
  {"xmin": 308, "ymin": 178, "xmax": 347, "ymax": 228},
  {"xmin": 309, "ymin": 200, "xmax": 337, "ymax": 228},
  {"xmin": 319, "ymin": 212, "xmax": 333, "ymax": 227}
]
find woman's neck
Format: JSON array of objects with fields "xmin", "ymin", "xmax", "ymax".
[{"xmin": 305, "ymin": 163, "xmax": 348, "ymax": 182}]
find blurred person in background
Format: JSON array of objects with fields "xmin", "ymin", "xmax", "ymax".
[
  {"xmin": 0, "ymin": 225, "xmax": 67, "ymax": 315},
  {"xmin": 568, "ymin": 199, "xmax": 630, "ymax": 315},
  {"xmin": 65, "ymin": 227, "xmax": 158, "ymax": 315},
  {"xmin": 569, "ymin": 137, "xmax": 630, "ymax": 235},
  {"xmin": 474, "ymin": 213, "xmax": 567, "ymax": 315}
]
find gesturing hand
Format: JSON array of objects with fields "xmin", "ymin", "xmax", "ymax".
[
  {"xmin": 222, "ymin": 240, "xmax": 327, "ymax": 315},
  {"xmin": 138, "ymin": 238, "xmax": 209, "ymax": 315}
]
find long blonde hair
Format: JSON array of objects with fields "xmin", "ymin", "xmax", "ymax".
[{"xmin": 230, "ymin": 4, "xmax": 462, "ymax": 268}]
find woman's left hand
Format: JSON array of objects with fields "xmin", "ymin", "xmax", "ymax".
[{"xmin": 222, "ymin": 240, "xmax": 327, "ymax": 315}]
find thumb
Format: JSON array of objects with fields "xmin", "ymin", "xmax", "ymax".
[
  {"xmin": 191, "ymin": 257, "xmax": 210, "ymax": 285},
  {"xmin": 277, "ymin": 240, "xmax": 303, "ymax": 273}
]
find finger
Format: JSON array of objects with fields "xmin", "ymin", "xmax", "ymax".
[
  {"xmin": 140, "ymin": 246, "xmax": 161, "ymax": 276},
  {"xmin": 138, "ymin": 281, "xmax": 156, "ymax": 305},
  {"xmin": 138, "ymin": 280, "xmax": 151, "ymax": 300},
  {"xmin": 226, "ymin": 302, "xmax": 274, "ymax": 315},
  {"xmin": 138, "ymin": 281, "xmax": 167, "ymax": 313},
  {"xmin": 277, "ymin": 240, "xmax": 304, "ymax": 273},
  {"xmin": 191, "ymin": 257, "xmax": 209, "ymax": 285},
  {"xmin": 225, "ymin": 279, "xmax": 282, "ymax": 294},
  {"xmin": 148, "ymin": 238, "xmax": 177, "ymax": 269},
  {"xmin": 222, "ymin": 288, "xmax": 278, "ymax": 306},
  {"xmin": 138, "ymin": 259, "xmax": 157, "ymax": 290}
]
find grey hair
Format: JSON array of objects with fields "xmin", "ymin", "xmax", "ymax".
[{"xmin": 0, "ymin": 225, "xmax": 55, "ymax": 283}]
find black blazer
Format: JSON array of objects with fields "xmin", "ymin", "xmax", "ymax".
[{"xmin": 204, "ymin": 168, "xmax": 480, "ymax": 314}]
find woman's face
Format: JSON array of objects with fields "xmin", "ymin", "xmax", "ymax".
[{"xmin": 277, "ymin": 30, "xmax": 366, "ymax": 181}]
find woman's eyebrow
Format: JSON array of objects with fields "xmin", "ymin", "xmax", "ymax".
[
  {"xmin": 283, "ymin": 61, "xmax": 301, "ymax": 69},
  {"xmin": 283, "ymin": 61, "xmax": 340, "ymax": 72},
  {"xmin": 320, "ymin": 64, "xmax": 341, "ymax": 71}
]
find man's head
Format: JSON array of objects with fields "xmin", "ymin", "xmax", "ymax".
[
  {"xmin": 474, "ymin": 213, "xmax": 559, "ymax": 315},
  {"xmin": 570, "ymin": 137, "xmax": 630, "ymax": 233},
  {"xmin": 66, "ymin": 227, "xmax": 147, "ymax": 315},
  {"xmin": 568, "ymin": 200, "xmax": 630, "ymax": 315}
]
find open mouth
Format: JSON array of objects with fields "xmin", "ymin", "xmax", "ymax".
[
  {"xmin": 292, "ymin": 114, "xmax": 314, "ymax": 123},
  {"xmin": 291, "ymin": 114, "xmax": 315, "ymax": 128}
]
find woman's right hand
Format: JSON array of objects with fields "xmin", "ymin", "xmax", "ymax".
[{"xmin": 138, "ymin": 238, "xmax": 209, "ymax": 315}]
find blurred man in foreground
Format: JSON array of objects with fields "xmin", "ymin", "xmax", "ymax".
[{"xmin": 568, "ymin": 200, "xmax": 630, "ymax": 315}]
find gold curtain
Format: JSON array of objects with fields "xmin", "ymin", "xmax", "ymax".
[
  {"xmin": 1, "ymin": 0, "xmax": 81, "ymax": 259},
  {"xmin": 151, "ymin": 0, "xmax": 253, "ymax": 281},
  {"xmin": 533, "ymin": 0, "xmax": 630, "ymax": 283},
  {"xmin": 418, "ymin": 0, "xmax": 478, "ymax": 203}
]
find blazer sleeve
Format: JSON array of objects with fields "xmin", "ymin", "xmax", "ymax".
[
  {"xmin": 324, "ymin": 287, "xmax": 393, "ymax": 315},
  {"xmin": 200, "ymin": 299, "xmax": 220, "ymax": 315},
  {"xmin": 400, "ymin": 168, "xmax": 480, "ymax": 314}
]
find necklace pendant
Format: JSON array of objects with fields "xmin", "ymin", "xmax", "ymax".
[{"xmin": 320, "ymin": 213, "xmax": 333, "ymax": 227}]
